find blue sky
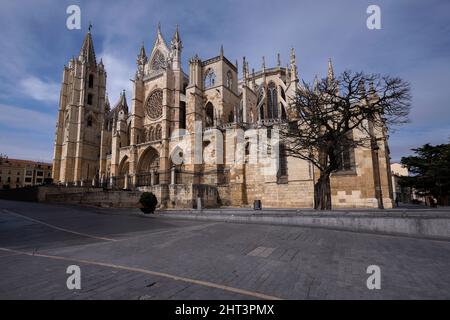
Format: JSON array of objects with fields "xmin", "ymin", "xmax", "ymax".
[{"xmin": 0, "ymin": 0, "xmax": 449, "ymax": 162}]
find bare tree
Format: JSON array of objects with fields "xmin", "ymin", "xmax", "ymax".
[{"xmin": 280, "ymin": 71, "xmax": 411, "ymax": 210}]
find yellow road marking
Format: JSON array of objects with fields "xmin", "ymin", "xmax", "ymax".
[
  {"xmin": 0, "ymin": 247, "xmax": 282, "ymax": 300},
  {"xmin": 1, "ymin": 209, "xmax": 117, "ymax": 242}
]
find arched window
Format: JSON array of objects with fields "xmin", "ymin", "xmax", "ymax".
[
  {"xmin": 267, "ymin": 82, "xmax": 278, "ymax": 119},
  {"xmin": 87, "ymin": 94, "xmax": 93, "ymax": 105},
  {"xmin": 88, "ymin": 74, "xmax": 94, "ymax": 88},
  {"xmin": 204, "ymin": 68, "xmax": 216, "ymax": 88},
  {"xmin": 156, "ymin": 125, "xmax": 162, "ymax": 140},
  {"xmin": 149, "ymin": 127, "xmax": 154, "ymax": 141},
  {"xmin": 205, "ymin": 102, "xmax": 214, "ymax": 127},
  {"xmin": 226, "ymin": 71, "xmax": 233, "ymax": 89}
]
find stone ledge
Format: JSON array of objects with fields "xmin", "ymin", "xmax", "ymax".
[{"xmin": 151, "ymin": 211, "xmax": 450, "ymax": 241}]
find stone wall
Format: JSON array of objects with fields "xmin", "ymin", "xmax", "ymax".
[
  {"xmin": 138, "ymin": 183, "xmax": 218, "ymax": 209},
  {"xmin": 46, "ymin": 190, "xmax": 142, "ymax": 208}
]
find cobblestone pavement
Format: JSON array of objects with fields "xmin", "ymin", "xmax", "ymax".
[{"xmin": 1, "ymin": 200, "xmax": 449, "ymax": 299}]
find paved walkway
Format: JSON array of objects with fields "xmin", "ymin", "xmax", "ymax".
[{"xmin": 1, "ymin": 200, "xmax": 450, "ymax": 299}]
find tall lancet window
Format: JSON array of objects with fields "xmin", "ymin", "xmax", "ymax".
[
  {"xmin": 226, "ymin": 71, "xmax": 233, "ymax": 89},
  {"xmin": 204, "ymin": 68, "xmax": 216, "ymax": 88},
  {"xmin": 205, "ymin": 102, "xmax": 214, "ymax": 127},
  {"xmin": 267, "ymin": 81, "xmax": 278, "ymax": 119}
]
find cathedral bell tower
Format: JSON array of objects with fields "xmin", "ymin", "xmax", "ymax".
[{"xmin": 52, "ymin": 27, "xmax": 107, "ymax": 185}]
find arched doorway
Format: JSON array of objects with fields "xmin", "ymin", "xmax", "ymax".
[
  {"xmin": 118, "ymin": 156, "xmax": 129, "ymax": 176},
  {"xmin": 136, "ymin": 146, "xmax": 160, "ymax": 186}
]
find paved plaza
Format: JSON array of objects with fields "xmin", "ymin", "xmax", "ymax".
[{"xmin": 0, "ymin": 199, "xmax": 449, "ymax": 299}]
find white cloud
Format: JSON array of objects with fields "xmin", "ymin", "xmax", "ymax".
[
  {"xmin": 99, "ymin": 52, "xmax": 134, "ymax": 104},
  {"xmin": 19, "ymin": 76, "xmax": 60, "ymax": 104}
]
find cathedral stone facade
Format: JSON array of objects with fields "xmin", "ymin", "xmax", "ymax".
[{"xmin": 52, "ymin": 26, "xmax": 394, "ymax": 209}]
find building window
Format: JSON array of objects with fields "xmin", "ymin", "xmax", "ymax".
[
  {"xmin": 204, "ymin": 68, "xmax": 216, "ymax": 88},
  {"xmin": 37, "ymin": 171, "xmax": 43, "ymax": 177},
  {"xmin": 26, "ymin": 170, "xmax": 32, "ymax": 176},
  {"xmin": 205, "ymin": 102, "xmax": 214, "ymax": 127},
  {"xmin": 226, "ymin": 71, "xmax": 233, "ymax": 89},
  {"xmin": 337, "ymin": 135, "xmax": 355, "ymax": 171},
  {"xmin": 338, "ymin": 145, "xmax": 353, "ymax": 171},
  {"xmin": 277, "ymin": 143, "xmax": 288, "ymax": 183},
  {"xmin": 36, "ymin": 178, "xmax": 43, "ymax": 183},
  {"xmin": 156, "ymin": 125, "xmax": 162, "ymax": 140},
  {"xmin": 228, "ymin": 111, "xmax": 234, "ymax": 123},
  {"xmin": 88, "ymin": 74, "xmax": 94, "ymax": 88},
  {"xmin": 87, "ymin": 115, "xmax": 93, "ymax": 127},
  {"xmin": 16, "ymin": 177, "xmax": 20, "ymax": 183},
  {"xmin": 87, "ymin": 94, "xmax": 93, "ymax": 105},
  {"xmin": 25, "ymin": 177, "xmax": 32, "ymax": 183},
  {"xmin": 179, "ymin": 101, "xmax": 186, "ymax": 130},
  {"xmin": 267, "ymin": 82, "xmax": 278, "ymax": 119}
]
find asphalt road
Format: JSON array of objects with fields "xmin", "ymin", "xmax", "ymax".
[{"xmin": 0, "ymin": 199, "xmax": 449, "ymax": 299}]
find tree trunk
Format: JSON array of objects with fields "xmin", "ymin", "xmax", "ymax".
[{"xmin": 314, "ymin": 174, "xmax": 332, "ymax": 210}]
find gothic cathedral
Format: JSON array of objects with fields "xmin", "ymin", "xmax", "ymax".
[{"xmin": 52, "ymin": 25, "xmax": 394, "ymax": 209}]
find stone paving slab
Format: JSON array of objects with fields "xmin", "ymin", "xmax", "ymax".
[{"xmin": 1, "ymin": 199, "xmax": 450, "ymax": 299}]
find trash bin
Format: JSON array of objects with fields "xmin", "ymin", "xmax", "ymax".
[{"xmin": 253, "ymin": 199, "xmax": 262, "ymax": 210}]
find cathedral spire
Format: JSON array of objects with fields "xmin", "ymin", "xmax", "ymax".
[
  {"xmin": 243, "ymin": 56, "xmax": 247, "ymax": 80},
  {"xmin": 173, "ymin": 24, "xmax": 180, "ymax": 42},
  {"xmin": 171, "ymin": 24, "xmax": 182, "ymax": 50},
  {"xmin": 220, "ymin": 45, "xmax": 224, "ymax": 59},
  {"xmin": 262, "ymin": 56, "xmax": 266, "ymax": 72},
  {"xmin": 327, "ymin": 58, "xmax": 335, "ymax": 82},
  {"xmin": 277, "ymin": 53, "xmax": 281, "ymax": 67},
  {"xmin": 79, "ymin": 26, "xmax": 97, "ymax": 67},
  {"xmin": 313, "ymin": 75, "xmax": 319, "ymax": 93},
  {"xmin": 153, "ymin": 21, "xmax": 168, "ymax": 48},
  {"xmin": 290, "ymin": 47, "xmax": 298, "ymax": 82},
  {"xmin": 138, "ymin": 42, "xmax": 147, "ymax": 61},
  {"xmin": 116, "ymin": 90, "xmax": 128, "ymax": 114},
  {"xmin": 104, "ymin": 93, "xmax": 111, "ymax": 113}
]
